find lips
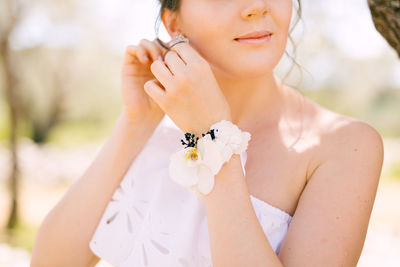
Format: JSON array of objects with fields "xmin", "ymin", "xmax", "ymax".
[{"xmin": 235, "ymin": 30, "xmax": 273, "ymax": 40}]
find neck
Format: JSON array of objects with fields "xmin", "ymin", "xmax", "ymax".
[{"xmin": 212, "ymin": 70, "xmax": 286, "ymax": 129}]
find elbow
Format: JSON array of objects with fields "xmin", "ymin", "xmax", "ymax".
[
  {"xmin": 31, "ymin": 229, "xmax": 98, "ymax": 267},
  {"xmin": 30, "ymin": 227, "xmax": 68, "ymax": 267},
  {"xmin": 30, "ymin": 236, "xmax": 58, "ymax": 267},
  {"xmin": 30, "ymin": 249, "xmax": 51, "ymax": 267},
  {"xmin": 30, "ymin": 227, "xmax": 50, "ymax": 267}
]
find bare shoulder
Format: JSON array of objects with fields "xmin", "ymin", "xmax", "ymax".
[
  {"xmin": 311, "ymin": 98, "xmax": 383, "ymax": 155},
  {"xmin": 284, "ymin": 83, "xmax": 384, "ymax": 182},
  {"xmin": 302, "ymin": 93, "xmax": 384, "ymax": 180}
]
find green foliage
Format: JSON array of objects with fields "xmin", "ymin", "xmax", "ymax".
[
  {"xmin": 0, "ymin": 100, "xmax": 9, "ymax": 141},
  {"xmin": 301, "ymin": 88, "xmax": 400, "ymax": 137},
  {"xmin": 1, "ymin": 219, "xmax": 38, "ymax": 253},
  {"xmin": 0, "ymin": 101, "xmax": 38, "ymax": 143},
  {"xmin": 366, "ymin": 89, "xmax": 400, "ymax": 136},
  {"xmin": 388, "ymin": 162, "xmax": 400, "ymax": 181},
  {"xmin": 45, "ymin": 118, "xmax": 115, "ymax": 147}
]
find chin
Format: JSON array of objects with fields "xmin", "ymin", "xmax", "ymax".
[
  {"xmin": 207, "ymin": 53, "xmax": 278, "ymax": 79},
  {"xmin": 233, "ymin": 59, "xmax": 277, "ymax": 75},
  {"xmin": 211, "ymin": 63, "xmax": 274, "ymax": 80},
  {"xmin": 236, "ymin": 67, "xmax": 275, "ymax": 79}
]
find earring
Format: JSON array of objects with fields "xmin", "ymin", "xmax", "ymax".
[
  {"xmin": 161, "ymin": 33, "xmax": 190, "ymax": 60},
  {"xmin": 168, "ymin": 33, "xmax": 189, "ymax": 49}
]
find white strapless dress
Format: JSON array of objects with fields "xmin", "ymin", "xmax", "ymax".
[{"xmin": 89, "ymin": 115, "xmax": 293, "ymax": 267}]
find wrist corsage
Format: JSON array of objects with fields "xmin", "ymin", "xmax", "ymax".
[{"xmin": 168, "ymin": 120, "xmax": 251, "ymax": 199}]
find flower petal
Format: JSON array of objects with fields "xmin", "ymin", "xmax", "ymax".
[
  {"xmin": 235, "ymin": 132, "xmax": 251, "ymax": 153},
  {"xmin": 211, "ymin": 120, "xmax": 251, "ymax": 155},
  {"xmin": 217, "ymin": 141, "xmax": 233, "ymax": 163},
  {"xmin": 197, "ymin": 136, "xmax": 224, "ymax": 174},
  {"xmin": 197, "ymin": 165, "xmax": 215, "ymax": 195},
  {"xmin": 188, "ymin": 185, "xmax": 204, "ymax": 201},
  {"xmin": 169, "ymin": 148, "xmax": 200, "ymax": 187}
]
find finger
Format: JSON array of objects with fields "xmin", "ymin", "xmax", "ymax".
[
  {"xmin": 143, "ymin": 79, "xmax": 168, "ymax": 110},
  {"xmin": 124, "ymin": 45, "xmax": 140, "ymax": 65},
  {"xmin": 153, "ymin": 38, "xmax": 169, "ymax": 55},
  {"xmin": 139, "ymin": 39, "xmax": 163, "ymax": 62},
  {"xmin": 169, "ymin": 42, "xmax": 204, "ymax": 65},
  {"xmin": 123, "ymin": 52, "xmax": 137, "ymax": 65},
  {"xmin": 121, "ymin": 64, "xmax": 143, "ymax": 76},
  {"xmin": 163, "ymin": 50, "xmax": 186, "ymax": 76},
  {"xmin": 150, "ymin": 60, "xmax": 174, "ymax": 89},
  {"xmin": 126, "ymin": 45, "xmax": 150, "ymax": 65}
]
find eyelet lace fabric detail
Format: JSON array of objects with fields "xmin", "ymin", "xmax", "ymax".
[{"xmin": 89, "ymin": 115, "xmax": 293, "ymax": 266}]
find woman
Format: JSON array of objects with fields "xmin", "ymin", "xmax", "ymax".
[{"xmin": 31, "ymin": 0, "xmax": 384, "ymax": 266}]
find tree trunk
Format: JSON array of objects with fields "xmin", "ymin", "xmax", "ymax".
[
  {"xmin": 0, "ymin": 0, "xmax": 25, "ymax": 230},
  {"xmin": 1, "ymin": 40, "xmax": 20, "ymax": 230},
  {"xmin": 368, "ymin": 0, "xmax": 400, "ymax": 57}
]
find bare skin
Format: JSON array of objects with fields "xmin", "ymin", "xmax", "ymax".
[{"xmin": 31, "ymin": 0, "xmax": 383, "ymax": 266}]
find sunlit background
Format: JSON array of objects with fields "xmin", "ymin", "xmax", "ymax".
[{"xmin": 1, "ymin": 0, "xmax": 399, "ymax": 266}]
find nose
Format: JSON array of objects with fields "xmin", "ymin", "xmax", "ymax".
[{"xmin": 241, "ymin": 0, "xmax": 269, "ymax": 19}]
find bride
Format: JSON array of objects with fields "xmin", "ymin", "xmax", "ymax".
[{"xmin": 31, "ymin": 0, "xmax": 384, "ymax": 266}]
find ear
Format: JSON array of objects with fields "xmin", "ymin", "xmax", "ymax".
[{"xmin": 161, "ymin": 8, "xmax": 181, "ymax": 39}]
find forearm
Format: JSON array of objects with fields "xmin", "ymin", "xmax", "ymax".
[
  {"xmin": 204, "ymin": 154, "xmax": 284, "ymax": 267},
  {"xmin": 31, "ymin": 110, "xmax": 159, "ymax": 266}
]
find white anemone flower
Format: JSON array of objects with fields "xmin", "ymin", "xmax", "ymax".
[
  {"xmin": 169, "ymin": 134, "xmax": 225, "ymax": 195},
  {"xmin": 169, "ymin": 120, "xmax": 251, "ymax": 197}
]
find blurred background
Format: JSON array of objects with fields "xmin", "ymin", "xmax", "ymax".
[{"xmin": 0, "ymin": 0, "xmax": 399, "ymax": 266}]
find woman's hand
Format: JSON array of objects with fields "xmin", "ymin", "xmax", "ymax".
[
  {"xmin": 143, "ymin": 42, "xmax": 232, "ymax": 136},
  {"xmin": 120, "ymin": 38, "xmax": 168, "ymax": 125}
]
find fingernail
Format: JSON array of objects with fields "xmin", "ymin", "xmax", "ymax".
[{"xmin": 158, "ymin": 55, "xmax": 163, "ymax": 61}]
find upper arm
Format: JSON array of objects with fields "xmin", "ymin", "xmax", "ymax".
[{"xmin": 278, "ymin": 120, "xmax": 384, "ymax": 267}]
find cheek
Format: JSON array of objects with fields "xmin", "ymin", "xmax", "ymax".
[
  {"xmin": 275, "ymin": 1, "xmax": 294, "ymax": 58},
  {"xmin": 179, "ymin": 0, "xmax": 293, "ymax": 76},
  {"xmin": 275, "ymin": 0, "xmax": 293, "ymax": 36},
  {"xmin": 179, "ymin": 7, "xmax": 234, "ymax": 65}
]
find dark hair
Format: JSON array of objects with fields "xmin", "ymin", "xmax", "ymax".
[{"xmin": 154, "ymin": 0, "xmax": 305, "ymax": 88}]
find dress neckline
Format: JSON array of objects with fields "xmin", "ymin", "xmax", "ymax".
[{"xmin": 250, "ymin": 194, "xmax": 293, "ymax": 219}]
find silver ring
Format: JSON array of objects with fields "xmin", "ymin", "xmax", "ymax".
[
  {"xmin": 168, "ymin": 34, "xmax": 189, "ymax": 49},
  {"xmin": 161, "ymin": 34, "xmax": 190, "ymax": 60}
]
